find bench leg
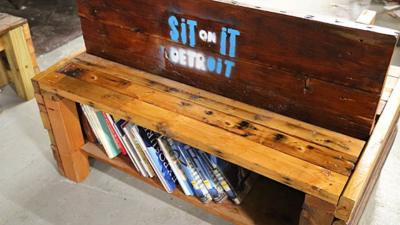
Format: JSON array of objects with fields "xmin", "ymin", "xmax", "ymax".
[
  {"xmin": 2, "ymin": 24, "xmax": 38, "ymax": 100},
  {"xmin": 41, "ymin": 92, "xmax": 90, "ymax": 182},
  {"xmin": 299, "ymin": 194, "xmax": 336, "ymax": 225}
]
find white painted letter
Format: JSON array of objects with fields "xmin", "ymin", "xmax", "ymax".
[
  {"xmin": 178, "ymin": 48, "xmax": 187, "ymax": 66},
  {"xmin": 169, "ymin": 47, "xmax": 179, "ymax": 64},
  {"xmin": 196, "ymin": 53, "xmax": 207, "ymax": 71}
]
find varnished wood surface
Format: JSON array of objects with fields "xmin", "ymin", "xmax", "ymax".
[
  {"xmin": 32, "ymin": 53, "xmax": 368, "ymax": 204},
  {"xmin": 82, "ymin": 142, "xmax": 304, "ymax": 225},
  {"xmin": 42, "ymin": 92, "xmax": 90, "ymax": 182},
  {"xmin": 77, "ymin": 0, "xmax": 398, "ymax": 139},
  {"xmin": 335, "ymin": 81, "xmax": 400, "ymax": 222}
]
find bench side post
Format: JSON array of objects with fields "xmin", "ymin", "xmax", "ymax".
[
  {"xmin": 299, "ymin": 194, "xmax": 336, "ymax": 225},
  {"xmin": 42, "ymin": 91, "xmax": 90, "ymax": 182}
]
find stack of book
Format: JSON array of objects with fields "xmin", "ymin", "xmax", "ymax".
[{"xmin": 80, "ymin": 104, "xmax": 258, "ymax": 204}]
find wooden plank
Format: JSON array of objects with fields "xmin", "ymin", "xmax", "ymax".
[
  {"xmin": 59, "ymin": 59, "xmax": 361, "ymax": 176},
  {"xmin": 42, "ymin": 92, "xmax": 89, "ymax": 182},
  {"xmin": 299, "ymin": 194, "xmax": 335, "ymax": 225},
  {"xmin": 3, "ymin": 25, "xmax": 37, "ymax": 100},
  {"xmin": 22, "ymin": 23, "xmax": 39, "ymax": 74},
  {"xmin": 77, "ymin": 0, "xmax": 398, "ymax": 139},
  {"xmin": 0, "ymin": 13, "xmax": 26, "ymax": 36},
  {"xmin": 381, "ymin": 76, "xmax": 399, "ymax": 102},
  {"xmin": 35, "ymin": 69, "xmax": 348, "ymax": 204},
  {"xmin": 345, "ymin": 127, "xmax": 397, "ymax": 225},
  {"xmin": 82, "ymin": 142, "xmax": 304, "ymax": 225},
  {"xmin": 335, "ymin": 81, "xmax": 400, "ymax": 221},
  {"xmin": 75, "ymin": 53, "xmax": 365, "ymax": 160}
]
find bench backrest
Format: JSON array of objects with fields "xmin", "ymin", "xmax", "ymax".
[{"xmin": 77, "ymin": 0, "xmax": 399, "ymax": 139}]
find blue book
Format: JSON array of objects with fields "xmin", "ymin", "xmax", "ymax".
[
  {"xmin": 194, "ymin": 150, "xmax": 227, "ymax": 203},
  {"xmin": 187, "ymin": 148, "xmax": 224, "ymax": 202},
  {"xmin": 172, "ymin": 141, "xmax": 212, "ymax": 203},
  {"xmin": 209, "ymin": 155, "xmax": 258, "ymax": 205},
  {"xmin": 158, "ymin": 137, "xmax": 194, "ymax": 196},
  {"xmin": 135, "ymin": 126, "xmax": 177, "ymax": 193}
]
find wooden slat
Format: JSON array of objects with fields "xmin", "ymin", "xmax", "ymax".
[
  {"xmin": 82, "ymin": 142, "xmax": 304, "ymax": 225},
  {"xmin": 335, "ymin": 81, "xmax": 400, "ymax": 221},
  {"xmin": 75, "ymin": 53, "xmax": 365, "ymax": 159},
  {"xmin": 376, "ymin": 65, "xmax": 400, "ymax": 115},
  {"xmin": 0, "ymin": 13, "xmax": 26, "ymax": 36},
  {"xmin": 2, "ymin": 25, "xmax": 37, "ymax": 100},
  {"xmin": 77, "ymin": 0, "xmax": 398, "ymax": 139},
  {"xmin": 60, "ymin": 59, "xmax": 359, "ymax": 176},
  {"xmin": 346, "ymin": 127, "xmax": 397, "ymax": 225},
  {"xmin": 34, "ymin": 60, "xmax": 349, "ymax": 204}
]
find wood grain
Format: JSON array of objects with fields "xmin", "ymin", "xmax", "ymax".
[
  {"xmin": 77, "ymin": 0, "xmax": 398, "ymax": 139},
  {"xmin": 74, "ymin": 53, "xmax": 365, "ymax": 159},
  {"xmin": 35, "ymin": 65, "xmax": 349, "ymax": 204},
  {"xmin": 335, "ymin": 81, "xmax": 400, "ymax": 221},
  {"xmin": 42, "ymin": 92, "xmax": 90, "ymax": 182},
  {"xmin": 299, "ymin": 194, "xmax": 335, "ymax": 225},
  {"xmin": 57, "ymin": 58, "xmax": 363, "ymax": 176}
]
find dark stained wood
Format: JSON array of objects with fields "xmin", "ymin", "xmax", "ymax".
[
  {"xmin": 82, "ymin": 142, "xmax": 304, "ymax": 225},
  {"xmin": 77, "ymin": 0, "xmax": 399, "ymax": 139}
]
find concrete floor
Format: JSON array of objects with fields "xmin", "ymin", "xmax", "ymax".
[{"xmin": 1, "ymin": 1, "xmax": 400, "ymax": 225}]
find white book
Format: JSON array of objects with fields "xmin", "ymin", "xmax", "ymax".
[
  {"xmin": 82, "ymin": 105, "xmax": 119, "ymax": 158},
  {"xmin": 130, "ymin": 125, "xmax": 175, "ymax": 193},
  {"xmin": 80, "ymin": 104, "xmax": 103, "ymax": 145},
  {"xmin": 158, "ymin": 137, "xmax": 194, "ymax": 196},
  {"xmin": 122, "ymin": 134, "xmax": 147, "ymax": 177},
  {"xmin": 124, "ymin": 124, "xmax": 155, "ymax": 178}
]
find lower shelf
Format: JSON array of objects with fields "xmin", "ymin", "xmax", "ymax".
[{"xmin": 81, "ymin": 142, "xmax": 305, "ymax": 225}]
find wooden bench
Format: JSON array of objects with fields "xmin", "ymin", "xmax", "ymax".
[
  {"xmin": 0, "ymin": 13, "xmax": 39, "ymax": 100},
  {"xmin": 33, "ymin": 0, "xmax": 399, "ymax": 224},
  {"xmin": 32, "ymin": 53, "xmax": 400, "ymax": 225}
]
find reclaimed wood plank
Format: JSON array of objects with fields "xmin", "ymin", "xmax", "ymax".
[
  {"xmin": 77, "ymin": 0, "xmax": 398, "ymax": 139},
  {"xmin": 57, "ymin": 59, "xmax": 361, "ymax": 176},
  {"xmin": 75, "ymin": 53, "xmax": 365, "ymax": 160},
  {"xmin": 35, "ymin": 70, "xmax": 348, "ymax": 204},
  {"xmin": 335, "ymin": 81, "xmax": 400, "ymax": 221},
  {"xmin": 2, "ymin": 25, "xmax": 37, "ymax": 100},
  {"xmin": 42, "ymin": 92, "xmax": 89, "ymax": 182}
]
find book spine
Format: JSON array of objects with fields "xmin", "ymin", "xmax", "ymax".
[
  {"xmin": 123, "ymin": 137, "xmax": 140, "ymax": 172},
  {"xmin": 103, "ymin": 112, "xmax": 127, "ymax": 155},
  {"xmin": 80, "ymin": 104, "xmax": 102, "ymax": 145},
  {"xmin": 158, "ymin": 137, "xmax": 194, "ymax": 196},
  {"xmin": 177, "ymin": 143, "xmax": 212, "ymax": 203},
  {"xmin": 95, "ymin": 111, "xmax": 121, "ymax": 158},
  {"xmin": 187, "ymin": 148, "xmax": 220, "ymax": 201},
  {"xmin": 132, "ymin": 126, "xmax": 175, "ymax": 192},
  {"xmin": 125, "ymin": 125, "xmax": 155, "ymax": 178},
  {"xmin": 138, "ymin": 127, "xmax": 177, "ymax": 193},
  {"xmin": 200, "ymin": 151, "xmax": 240, "ymax": 204},
  {"xmin": 78, "ymin": 105, "xmax": 97, "ymax": 143},
  {"xmin": 195, "ymin": 150, "xmax": 227, "ymax": 203}
]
